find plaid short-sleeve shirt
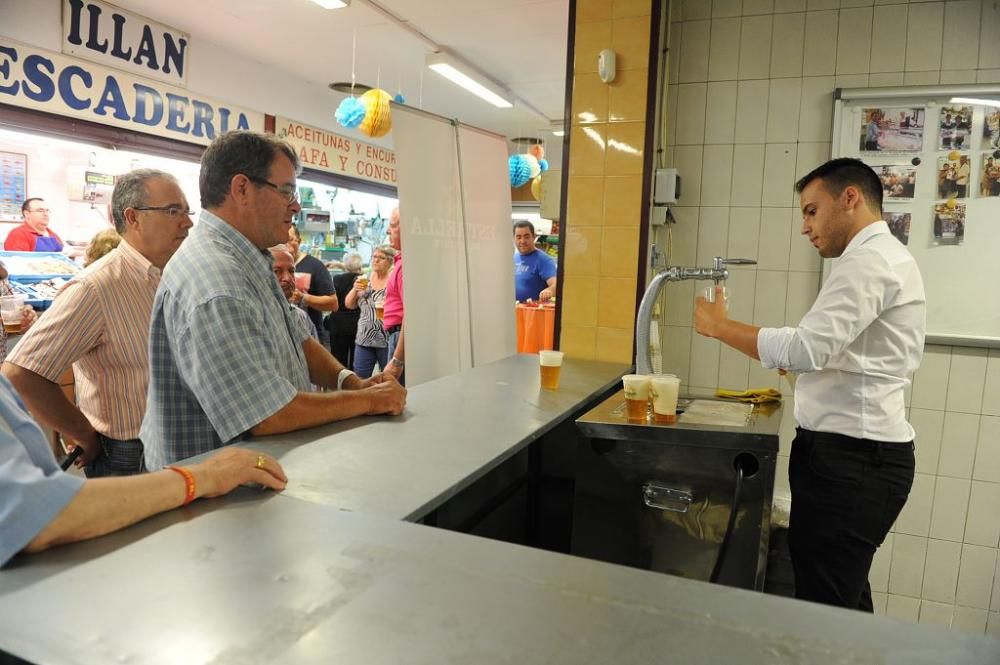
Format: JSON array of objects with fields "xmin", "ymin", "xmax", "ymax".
[{"xmin": 141, "ymin": 210, "xmax": 312, "ymax": 470}]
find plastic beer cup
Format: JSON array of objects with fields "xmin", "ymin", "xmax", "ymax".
[
  {"xmin": 539, "ymin": 350, "xmax": 564, "ymax": 390},
  {"xmin": 622, "ymin": 374, "xmax": 651, "ymax": 422},
  {"xmin": 650, "ymin": 375, "xmax": 681, "ymax": 424}
]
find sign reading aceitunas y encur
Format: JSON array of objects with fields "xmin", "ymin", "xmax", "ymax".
[
  {"xmin": 0, "ymin": 38, "xmax": 263, "ymax": 146},
  {"xmin": 275, "ymin": 117, "xmax": 397, "ymax": 188}
]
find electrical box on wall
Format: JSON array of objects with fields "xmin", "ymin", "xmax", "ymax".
[
  {"xmin": 653, "ymin": 168, "xmax": 680, "ymax": 205},
  {"xmin": 540, "ymin": 169, "xmax": 562, "ymax": 220}
]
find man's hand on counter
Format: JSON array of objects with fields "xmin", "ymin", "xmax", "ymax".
[{"xmin": 360, "ymin": 373, "xmax": 406, "ymax": 416}]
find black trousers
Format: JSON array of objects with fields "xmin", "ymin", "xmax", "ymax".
[{"xmin": 788, "ymin": 428, "xmax": 914, "ymax": 612}]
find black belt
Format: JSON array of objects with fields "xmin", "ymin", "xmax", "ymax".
[
  {"xmin": 795, "ymin": 427, "xmax": 913, "ymax": 450},
  {"xmin": 386, "ymin": 324, "xmax": 402, "ymax": 335}
]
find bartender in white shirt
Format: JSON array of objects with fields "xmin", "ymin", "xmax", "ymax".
[{"xmin": 694, "ymin": 158, "xmax": 926, "ymax": 612}]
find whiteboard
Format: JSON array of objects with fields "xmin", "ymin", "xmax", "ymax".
[{"xmin": 831, "ymin": 84, "xmax": 1000, "ymax": 349}]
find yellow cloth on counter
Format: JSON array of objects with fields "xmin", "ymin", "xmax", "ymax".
[{"xmin": 714, "ymin": 387, "xmax": 782, "ymax": 404}]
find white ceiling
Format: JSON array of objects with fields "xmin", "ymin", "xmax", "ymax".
[{"xmin": 110, "ymin": 0, "xmax": 568, "ymax": 152}]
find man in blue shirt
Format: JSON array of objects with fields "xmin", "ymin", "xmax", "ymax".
[{"xmin": 513, "ymin": 221, "xmax": 557, "ymax": 302}]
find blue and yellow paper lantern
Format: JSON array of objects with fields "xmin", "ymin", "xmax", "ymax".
[{"xmin": 359, "ymin": 88, "xmax": 393, "ymax": 138}]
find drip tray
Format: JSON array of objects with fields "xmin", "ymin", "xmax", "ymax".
[{"xmin": 677, "ymin": 399, "xmax": 753, "ymax": 427}]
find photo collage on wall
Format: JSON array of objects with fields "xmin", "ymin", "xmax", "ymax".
[{"xmin": 860, "ymin": 102, "xmax": 1000, "ymax": 247}]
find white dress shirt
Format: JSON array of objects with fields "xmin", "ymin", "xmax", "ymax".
[{"xmin": 757, "ymin": 221, "xmax": 926, "ymax": 442}]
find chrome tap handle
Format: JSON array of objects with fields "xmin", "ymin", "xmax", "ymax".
[{"xmin": 712, "ymin": 256, "xmax": 758, "ymax": 270}]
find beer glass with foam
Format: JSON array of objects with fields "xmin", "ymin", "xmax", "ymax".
[
  {"xmin": 650, "ymin": 374, "xmax": 681, "ymax": 424},
  {"xmin": 539, "ymin": 350, "xmax": 564, "ymax": 390},
  {"xmin": 622, "ymin": 374, "xmax": 651, "ymax": 422}
]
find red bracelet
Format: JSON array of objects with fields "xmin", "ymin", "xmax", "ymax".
[{"xmin": 166, "ymin": 466, "xmax": 196, "ymax": 505}]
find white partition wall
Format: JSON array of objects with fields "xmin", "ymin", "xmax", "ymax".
[{"xmin": 392, "ymin": 106, "xmax": 516, "ymax": 386}]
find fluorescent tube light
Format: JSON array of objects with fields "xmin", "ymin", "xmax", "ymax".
[
  {"xmin": 311, "ymin": 0, "xmax": 349, "ymax": 8},
  {"xmin": 552, "ymin": 130, "xmax": 565, "ymax": 137},
  {"xmin": 426, "ymin": 52, "xmax": 513, "ymax": 108},
  {"xmin": 949, "ymin": 96, "xmax": 1000, "ymax": 107}
]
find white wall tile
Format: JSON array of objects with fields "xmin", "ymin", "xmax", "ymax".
[
  {"xmin": 696, "ymin": 205, "xmax": 732, "ymax": 266},
  {"xmin": 903, "ymin": 71, "xmax": 940, "ymax": 86},
  {"xmin": 869, "ymin": 72, "xmax": 905, "ymax": 86},
  {"xmin": 886, "ymin": 593, "xmax": 920, "ymax": 622},
  {"xmin": 904, "ymin": 1, "xmax": 944, "ymax": 72},
  {"xmin": 965, "ymin": 481, "xmax": 1000, "ymax": 548},
  {"xmin": 788, "ymin": 213, "xmax": 822, "ymax": 272},
  {"xmin": 713, "ymin": 0, "xmax": 743, "ymax": 18},
  {"xmin": 770, "ymin": 12, "xmax": 805, "ymax": 78},
  {"xmin": 956, "ymin": 544, "xmax": 998, "ymax": 609},
  {"xmin": 762, "ymin": 143, "xmax": 798, "ymax": 207},
  {"xmin": 666, "ymin": 84, "xmax": 680, "ymax": 145},
  {"xmin": 928, "ymin": 476, "xmax": 970, "ymax": 542},
  {"xmin": 871, "ymin": 534, "xmax": 894, "ymax": 593},
  {"xmin": 784, "ymin": 271, "xmax": 820, "ymax": 325},
  {"xmin": 973, "ymin": 416, "xmax": 1000, "ymax": 483},
  {"xmin": 836, "ymin": 7, "xmax": 874, "ymax": 75},
  {"xmin": 986, "ymin": 351, "xmax": 1000, "ymax": 417},
  {"xmin": 738, "ymin": 15, "xmax": 774, "ymax": 79},
  {"xmin": 872, "ymin": 592, "xmax": 888, "ymax": 615},
  {"xmin": 719, "ymin": 346, "xmax": 751, "ymax": 389},
  {"xmin": 980, "ymin": 0, "xmax": 1000, "ymax": 70},
  {"xmin": 757, "ymin": 207, "xmax": 791, "ymax": 271},
  {"xmin": 774, "ymin": 451, "xmax": 790, "ymax": 497},
  {"xmin": 896, "ymin": 472, "xmax": 935, "ymax": 537},
  {"xmin": 834, "ymin": 73, "xmax": 870, "ymax": 88},
  {"xmin": 734, "ymin": 80, "xmax": 770, "ymax": 143},
  {"xmin": 765, "ymin": 78, "xmax": 802, "ymax": 142},
  {"xmin": 946, "ymin": 347, "xmax": 989, "ymax": 414},
  {"xmin": 802, "ymin": 10, "xmax": 839, "ymax": 76},
  {"xmin": 994, "ymin": 556, "xmax": 1000, "ymax": 612},
  {"xmin": 807, "ymin": 0, "xmax": 838, "ymax": 10},
  {"xmin": 675, "ymin": 83, "xmax": 708, "ymax": 145},
  {"xmin": 680, "ymin": 20, "xmax": 712, "ymax": 83},
  {"xmin": 669, "ymin": 206, "xmax": 699, "ymax": 266},
  {"xmin": 774, "ymin": 0, "xmax": 806, "ymax": 11},
  {"xmin": 748, "ymin": 361, "xmax": 781, "ymax": 391},
  {"xmin": 910, "ymin": 345, "xmax": 952, "ymax": 411},
  {"xmin": 939, "ymin": 70, "xmax": 978, "ymax": 85},
  {"xmin": 976, "ymin": 69, "xmax": 1000, "ymax": 84},
  {"xmin": 730, "ymin": 144, "xmax": 765, "ymax": 205},
  {"xmin": 663, "ymin": 325, "xmax": 693, "ymax": 381},
  {"xmin": 941, "ymin": 0, "xmax": 981, "ymax": 71},
  {"xmin": 918, "ymin": 600, "xmax": 955, "ymax": 626},
  {"xmin": 665, "ymin": 279, "xmax": 696, "ymax": 327},
  {"xmin": 952, "ymin": 606, "xmax": 988, "ymax": 635},
  {"xmin": 727, "ymin": 205, "xmax": 762, "ymax": 257},
  {"xmin": 910, "ymin": 408, "xmax": 944, "ymax": 475},
  {"xmin": 705, "ymin": 81, "xmax": 739, "ymax": 144},
  {"xmin": 669, "ymin": 18, "xmax": 682, "ymax": 82},
  {"xmin": 889, "ymin": 533, "xmax": 928, "ymax": 597},
  {"xmin": 673, "ymin": 145, "xmax": 704, "ymax": 205},
  {"xmin": 922, "ymin": 538, "xmax": 961, "ymax": 603},
  {"xmin": 743, "ymin": 0, "xmax": 775, "ymax": 15},
  {"xmin": 689, "ymin": 333, "xmax": 722, "ymax": 388},
  {"xmin": 708, "ymin": 18, "xmax": 742, "ymax": 81},
  {"xmin": 989, "ymin": 611, "xmax": 1000, "ymax": 637},
  {"xmin": 797, "ymin": 76, "xmax": 835, "ymax": 141},
  {"xmin": 723, "ymin": 266, "xmax": 757, "ymax": 323},
  {"xmin": 870, "ymin": 4, "xmax": 908, "ymax": 73},
  {"xmin": 795, "ymin": 142, "xmax": 832, "ymax": 188},
  {"xmin": 748, "ymin": 270, "xmax": 785, "ymax": 328},
  {"xmin": 841, "ymin": 0, "xmax": 875, "ymax": 8},
  {"xmin": 700, "ymin": 145, "xmax": 735, "ymax": 205},
  {"xmin": 939, "ymin": 412, "xmax": 981, "ymax": 480},
  {"xmin": 680, "ymin": 0, "xmax": 712, "ymax": 21}
]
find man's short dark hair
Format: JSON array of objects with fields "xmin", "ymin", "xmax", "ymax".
[
  {"xmin": 21, "ymin": 198, "xmax": 44, "ymax": 214},
  {"xmin": 199, "ymin": 131, "xmax": 300, "ymax": 209},
  {"xmin": 513, "ymin": 221, "xmax": 536, "ymax": 236},
  {"xmin": 795, "ymin": 158, "xmax": 883, "ymax": 214}
]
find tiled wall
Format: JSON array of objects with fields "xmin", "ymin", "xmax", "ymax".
[
  {"xmin": 661, "ymin": 0, "xmax": 1000, "ymax": 636},
  {"xmin": 559, "ymin": 0, "xmax": 654, "ymax": 363}
]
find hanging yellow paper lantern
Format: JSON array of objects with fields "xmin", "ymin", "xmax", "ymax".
[
  {"xmin": 359, "ymin": 88, "xmax": 393, "ymax": 138},
  {"xmin": 946, "ymin": 197, "xmax": 957, "ymax": 209},
  {"xmin": 530, "ymin": 175, "xmax": 542, "ymax": 200},
  {"xmin": 947, "ymin": 150, "xmax": 960, "ymax": 161}
]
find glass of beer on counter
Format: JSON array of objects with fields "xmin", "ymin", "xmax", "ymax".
[
  {"xmin": 539, "ymin": 350, "xmax": 564, "ymax": 390},
  {"xmin": 650, "ymin": 374, "xmax": 681, "ymax": 424},
  {"xmin": 0, "ymin": 295, "xmax": 25, "ymax": 335},
  {"xmin": 622, "ymin": 374, "xmax": 651, "ymax": 422}
]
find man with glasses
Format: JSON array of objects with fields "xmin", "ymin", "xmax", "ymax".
[
  {"xmin": 3, "ymin": 169, "xmax": 193, "ymax": 476},
  {"xmin": 141, "ymin": 131, "xmax": 406, "ymax": 470},
  {"xmin": 4, "ymin": 198, "xmax": 64, "ymax": 251}
]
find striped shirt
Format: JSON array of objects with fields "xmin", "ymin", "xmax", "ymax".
[
  {"xmin": 6, "ymin": 241, "xmax": 159, "ymax": 440},
  {"xmin": 141, "ymin": 210, "xmax": 312, "ymax": 470},
  {"xmin": 355, "ymin": 279, "xmax": 388, "ymax": 348}
]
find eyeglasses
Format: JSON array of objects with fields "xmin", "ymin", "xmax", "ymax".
[
  {"xmin": 26, "ymin": 208, "xmax": 50, "ymax": 214},
  {"xmin": 133, "ymin": 206, "xmax": 195, "ymax": 218},
  {"xmin": 373, "ymin": 254, "xmax": 389, "ymax": 260},
  {"xmin": 246, "ymin": 176, "xmax": 299, "ymax": 204}
]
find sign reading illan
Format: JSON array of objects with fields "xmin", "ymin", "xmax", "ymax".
[{"xmin": 62, "ymin": 0, "xmax": 189, "ymax": 87}]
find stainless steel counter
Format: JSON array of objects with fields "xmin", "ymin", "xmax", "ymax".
[
  {"xmin": 1, "ymin": 495, "xmax": 997, "ymax": 665},
  {"xmin": 192, "ymin": 354, "xmax": 628, "ymax": 520}
]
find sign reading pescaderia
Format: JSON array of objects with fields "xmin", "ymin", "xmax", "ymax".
[
  {"xmin": 62, "ymin": 0, "xmax": 189, "ymax": 87},
  {"xmin": 0, "ymin": 38, "xmax": 263, "ymax": 146},
  {"xmin": 275, "ymin": 117, "xmax": 397, "ymax": 187}
]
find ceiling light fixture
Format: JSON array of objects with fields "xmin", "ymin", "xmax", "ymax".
[
  {"xmin": 311, "ymin": 0, "xmax": 350, "ymax": 8},
  {"xmin": 426, "ymin": 51, "xmax": 513, "ymax": 108},
  {"xmin": 949, "ymin": 96, "xmax": 1000, "ymax": 107}
]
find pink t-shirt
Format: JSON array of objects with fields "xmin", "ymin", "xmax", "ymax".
[{"xmin": 382, "ymin": 252, "xmax": 404, "ymax": 329}]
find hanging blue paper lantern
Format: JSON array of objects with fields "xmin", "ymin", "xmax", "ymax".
[
  {"xmin": 335, "ymin": 97, "xmax": 366, "ymax": 129},
  {"xmin": 393, "ymin": 93, "xmax": 406, "ymax": 104},
  {"xmin": 509, "ymin": 155, "xmax": 532, "ymax": 188},
  {"xmin": 538, "ymin": 158, "xmax": 549, "ymax": 172}
]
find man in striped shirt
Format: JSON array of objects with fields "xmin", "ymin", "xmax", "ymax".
[{"xmin": 3, "ymin": 169, "xmax": 194, "ymax": 477}]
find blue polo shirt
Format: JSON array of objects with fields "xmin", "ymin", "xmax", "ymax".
[{"xmin": 514, "ymin": 249, "xmax": 556, "ymax": 302}]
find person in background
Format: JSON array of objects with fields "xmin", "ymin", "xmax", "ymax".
[
  {"xmin": 270, "ymin": 244, "xmax": 318, "ymax": 340},
  {"xmin": 5, "ymin": 198, "xmax": 64, "ymax": 252},
  {"xmin": 287, "ymin": 224, "xmax": 338, "ymax": 347},
  {"xmin": 381, "ymin": 208, "xmax": 405, "ymax": 384},
  {"xmin": 344, "ymin": 245, "xmax": 395, "ymax": 378},
  {"xmin": 141, "ymin": 131, "xmax": 405, "ymax": 470},
  {"xmin": 0, "ymin": 374, "xmax": 286, "ymax": 568},
  {"xmin": 3, "ymin": 169, "xmax": 194, "ymax": 477},
  {"xmin": 694, "ymin": 158, "xmax": 925, "ymax": 613},
  {"xmin": 513, "ymin": 221, "xmax": 556, "ymax": 302},
  {"xmin": 0, "ymin": 261, "xmax": 38, "ymax": 362},
  {"xmin": 83, "ymin": 228, "xmax": 122, "ymax": 267},
  {"xmin": 327, "ymin": 251, "xmax": 364, "ymax": 368}
]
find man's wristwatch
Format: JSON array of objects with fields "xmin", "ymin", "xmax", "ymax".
[{"xmin": 390, "ymin": 357, "xmax": 404, "ymax": 368}]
